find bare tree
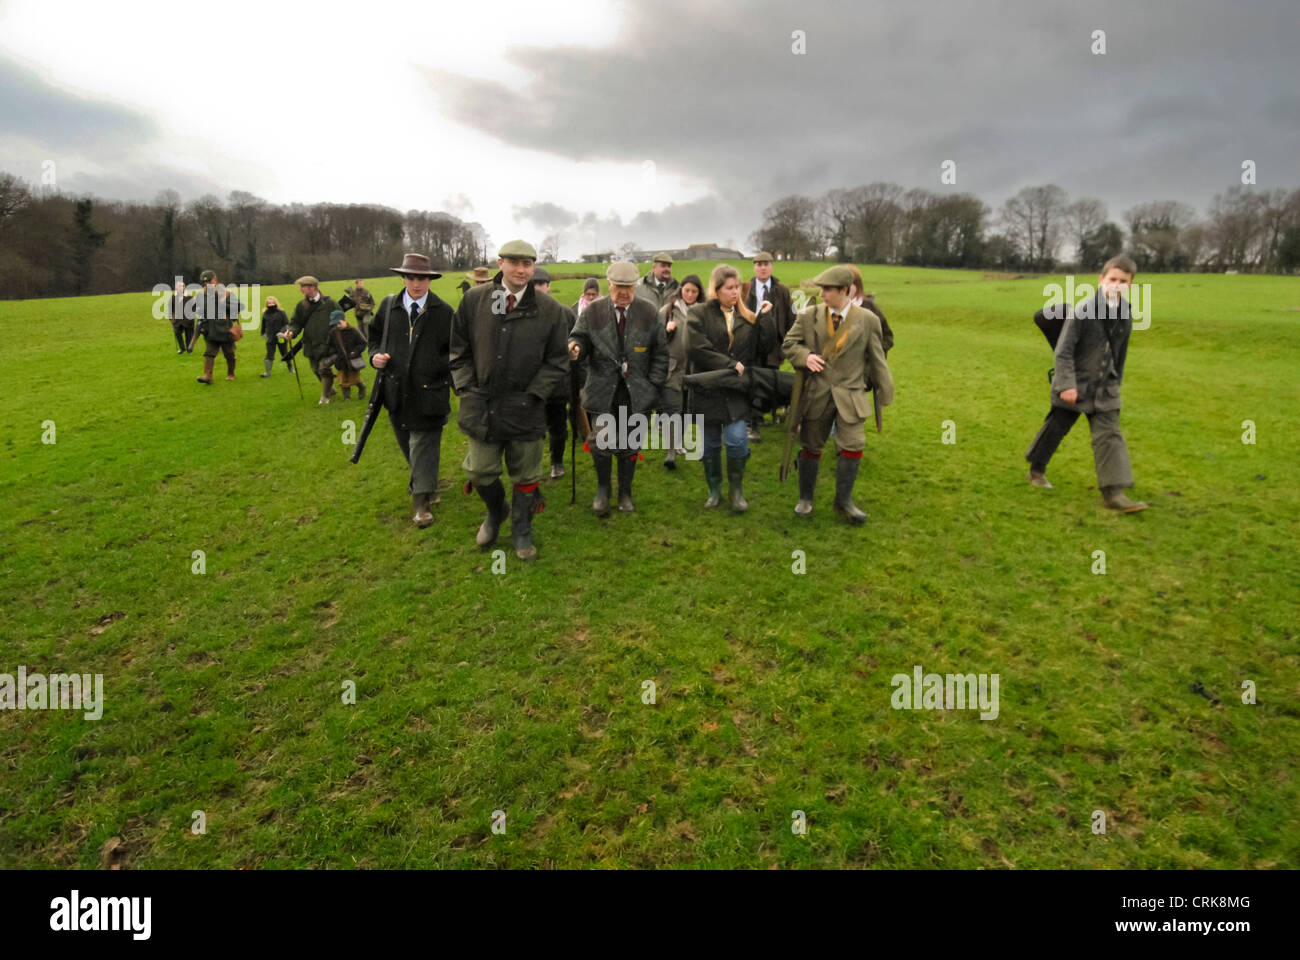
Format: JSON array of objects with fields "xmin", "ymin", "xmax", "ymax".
[
  {"xmin": 539, "ymin": 233, "xmax": 560, "ymax": 262},
  {"xmin": 854, "ymin": 181, "xmax": 904, "ymax": 263},
  {"xmin": 821, "ymin": 186, "xmax": 867, "ymax": 260},
  {"xmin": 1125, "ymin": 200, "xmax": 1196, "ymax": 271},
  {"xmin": 1063, "ymin": 197, "xmax": 1107, "ymax": 264},
  {"xmin": 750, "ymin": 195, "xmax": 818, "ymax": 260},
  {"xmin": 1000, "ymin": 184, "xmax": 1068, "ymax": 270}
]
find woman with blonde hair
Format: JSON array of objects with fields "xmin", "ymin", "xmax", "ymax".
[{"xmin": 686, "ymin": 263, "xmax": 774, "ymax": 511}]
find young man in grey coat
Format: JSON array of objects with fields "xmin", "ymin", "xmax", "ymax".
[{"xmin": 1024, "ymin": 254, "xmax": 1148, "ymax": 513}]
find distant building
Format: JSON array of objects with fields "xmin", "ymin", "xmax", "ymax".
[{"xmin": 581, "ymin": 243, "xmax": 747, "ymax": 264}]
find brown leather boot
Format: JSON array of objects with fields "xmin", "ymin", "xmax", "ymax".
[
  {"xmin": 1102, "ymin": 486, "xmax": 1149, "ymax": 513},
  {"xmin": 197, "ymin": 357, "xmax": 214, "ymax": 384},
  {"xmin": 225, "ymin": 356, "xmax": 236, "ymax": 380},
  {"xmin": 1027, "ymin": 470, "xmax": 1053, "ymax": 488}
]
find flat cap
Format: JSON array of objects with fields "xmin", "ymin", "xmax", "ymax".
[
  {"xmin": 811, "ymin": 265, "xmax": 855, "ymax": 288},
  {"xmin": 531, "ymin": 267, "xmax": 551, "ymax": 284},
  {"xmin": 295, "ymin": 275, "xmax": 320, "ymax": 287},
  {"xmin": 606, "ymin": 260, "xmax": 639, "ymax": 285},
  {"xmin": 652, "ymin": 252, "xmax": 674, "ymax": 265},
  {"xmin": 752, "ymin": 251, "xmax": 774, "ymax": 262},
  {"xmin": 498, "ymin": 239, "xmax": 538, "ymax": 260},
  {"xmin": 329, "ymin": 308, "xmax": 345, "ymax": 326}
]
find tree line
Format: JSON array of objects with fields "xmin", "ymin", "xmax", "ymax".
[
  {"xmin": 0, "ymin": 174, "xmax": 489, "ymax": 300},
  {"xmin": 750, "ymin": 182, "xmax": 1300, "ymax": 274},
  {"xmin": 3, "ymin": 171, "xmax": 1298, "ymax": 300}
]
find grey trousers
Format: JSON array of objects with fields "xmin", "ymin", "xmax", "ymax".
[
  {"xmin": 390, "ymin": 416, "xmax": 443, "ymax": 497},
  {"xmin": 1025, "ymin": 406, "xmax": 1133, "ymax": 489}
]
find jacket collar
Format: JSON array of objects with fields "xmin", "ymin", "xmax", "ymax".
[{"xmin": 493, "ymin": 272, "xmax": 536, "ymax": 313}]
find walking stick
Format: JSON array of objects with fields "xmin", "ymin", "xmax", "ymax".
[{"xmin": 283, "ymin": 334, "xmax": 304, "ymax": 400}]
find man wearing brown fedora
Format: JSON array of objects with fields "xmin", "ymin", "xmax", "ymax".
[
  {"xmin": 450, "ymin": 240, "xmax": 570, "ymax": 561},
  {"xmin": 369, "ymin": 253, "xmax": 453, "ymax": 528},
  {"xmin": 285, "ymin": 275, "xmax": 343, "ymax": 404}
]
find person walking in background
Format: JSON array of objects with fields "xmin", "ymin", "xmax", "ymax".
[
  {"xmin": 740, "ymin": 252, "xmax": 794, "ymax": 441},
  {"xmin": 259, "ymin": 295, "xmax": 290, "ymax": 377},
  {"xmin": 531, "ymin": 267, "xmax": 577, "ymax": 480},
  {"xmin": 656, "ymin": 273, "xmax": 702, "ymax": 470},
  {"xmin": 194, "ymin": 269, "xmax": 242, "ymax": 385},
  {"xmin": 285, "ymin": 275, "xmax": 342, "ymax": 405},
  {"xmin": 167, "ymin": 278, "xmax": 195, "ymax": 354}
]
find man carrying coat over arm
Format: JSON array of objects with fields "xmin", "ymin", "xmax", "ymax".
[
  {"xmin": 568, "ymin": 260, "xmax": 668, "ymax": 516},
  {"xmin": 368, "ymin": 253, "xmax": 452, "ymax": 528},
  {"xmin": 781, "ymin": 265, "xmax": 893, "ymax": 524},
  {"xmin": 450, "ymin": 240, "xmax": 571, "ymax": 561}
]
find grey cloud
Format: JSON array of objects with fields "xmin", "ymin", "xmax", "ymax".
[
  {"xmin": 0, "ymin": 56, "xmax": 157, "ymax": 149},
  {"xmin": 514, "ymin": 201, "xmax": 579, "ymax": 232},
  {"xmin": 424, "ymin": 0, "xmax": 1299, "ymax": 241}
]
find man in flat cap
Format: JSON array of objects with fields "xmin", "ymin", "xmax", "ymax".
[
  {"xmin": 194, "ymin": 269, "xmax": 243, "ymax": 384},
  {"xmin": 781, "ymin": 265, "xmax": 893, "ymax": 524},
  {"xmin": 369, "ymin": 253, "xmax": 453, "ymax": 528},
  {"xmin": 634, "ymin": 252, "xmax": 679, "ymax": 312},
  {"xmin": 531, "ymin": 268, "xmax": 578, "ymax": 480},
  {"xmin": 568, "ymin": 260, "xmax": 667, "ymax": 515},
  {"xmin": 742, "ymin": 252, "xmax": 795, "ymax": 442},
  {"xmin": 450, "ymin": 239, "xmax": 571, "ymax": 560},
  {"xmin": 285, "ymin": 275, "xmax": 342, "ymax": 404}
]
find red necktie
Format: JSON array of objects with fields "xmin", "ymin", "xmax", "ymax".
[{"xmin": 507, "ymin": 293, "xmax": 516, "ymax": 313}]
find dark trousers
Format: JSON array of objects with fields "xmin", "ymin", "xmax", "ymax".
[
  {"xmin": 264, "ymin": 337, "xmax": 289, "ymax": 362},
  {"xmin": 202, "ymin": 337, "xmax": 236, "ymax": 363},
  {"xmin": 1025, "ymin": 406, "xmax": 1134, "ymax": 489},
  {"xmin": 545, "ymin": 396, "xmax": 568, "ymax": 466},
  {"xmin": 390, "ymin": 414, "xmax": 443, "ymax": 497},
  {"xmin": 172, "ymin": 325, "xmax": 188, "ymax": 351}
]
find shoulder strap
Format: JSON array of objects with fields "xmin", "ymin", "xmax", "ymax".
[{"xmin": 378, "ymin": 295, "xmax": 395, "ymax": 354}]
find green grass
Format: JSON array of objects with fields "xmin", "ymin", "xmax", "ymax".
[{"xmin": 1, "ymin": 262, "xmax": 1297, "ymax": 868}]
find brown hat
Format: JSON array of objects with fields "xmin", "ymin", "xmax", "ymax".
[
  {"xmin": 390, "ymin": 253, "xmax": 441, "ymax": 278},
  {"xmin": 295, "ymin": 275, "xmax": 319, "ymax": 287},
  {"xmin": 752, "ymin": 251, "xmax": 774, "ymax": 262},
  {"xmin": 652, "ymin": 252, "xmax": 674, "ymax": 265},
  {"xmin": 467, "ymin": 266, "xmax": 493, "ymax": 283}
]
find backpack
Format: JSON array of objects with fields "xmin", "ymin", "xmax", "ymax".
[{"xmin": 1033, "ymin": 305, "xmax": 1068, "ymax": 384}]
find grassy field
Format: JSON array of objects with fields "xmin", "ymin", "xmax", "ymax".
[{"xmin": 1, "ymin": 261, "xmax": 1297, "ymax": 869}]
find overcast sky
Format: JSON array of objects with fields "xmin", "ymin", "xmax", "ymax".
[{"xmin": 1, "ymin": 0, "xmax": 1296, "ymax": 258}]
